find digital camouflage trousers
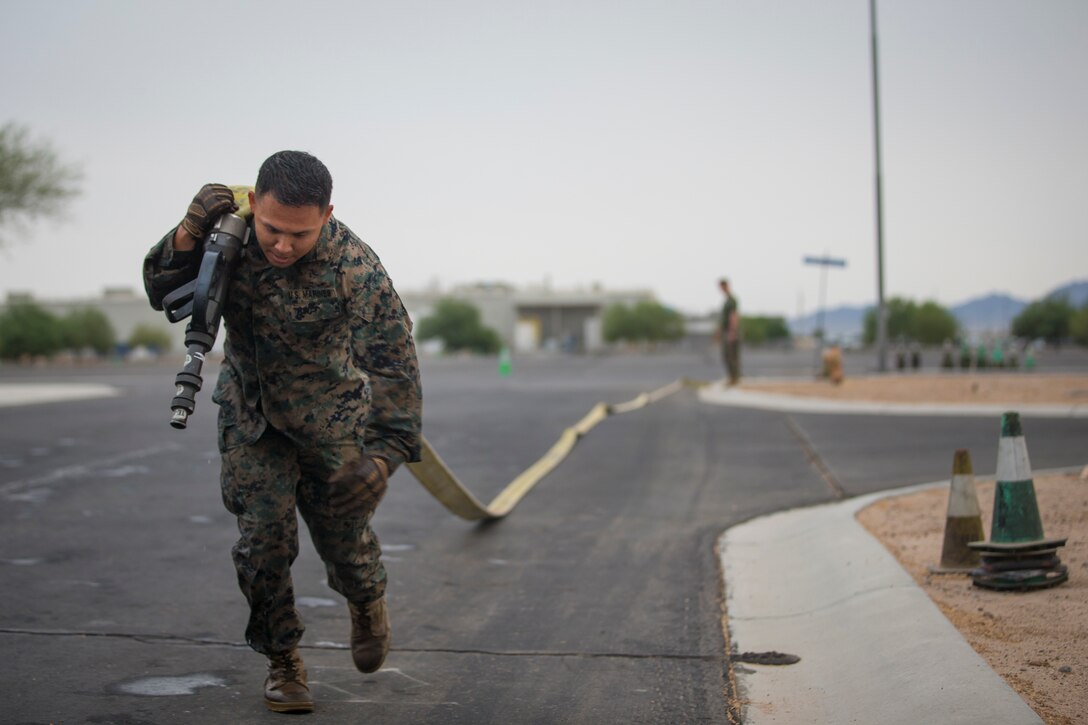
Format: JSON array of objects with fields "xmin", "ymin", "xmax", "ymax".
[
  {"xmin": 220, "ymin": 426, "xmax": 386, "ymax": 655},
  {"xmin": 722, "ymin": 339, "xmax": 741, "ymax": 384}
]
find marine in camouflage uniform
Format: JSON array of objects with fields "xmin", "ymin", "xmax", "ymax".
[
  {"xmin": 718, "ymin": 277, "xmax": 741, "ymax": 385},
  {"xmin": 143, "ymin": 151, "xmax": 421, "ymax": 713}
]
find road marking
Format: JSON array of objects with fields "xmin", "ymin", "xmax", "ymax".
[
  {"xmin": 0, "ymin": 383, "xmax": 118, "ymax": 407},
  {"xmin": 0, "ymin": 443, "xmax": 182, "ymax": 496},
  {"xmin": 118, "ymin": 674, "xmax": 226, "ymax": 696}
]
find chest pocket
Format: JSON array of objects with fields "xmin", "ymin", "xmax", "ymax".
[{"xmin": 284, "ymin": 289, "xmax": 344, "ymax": 336}]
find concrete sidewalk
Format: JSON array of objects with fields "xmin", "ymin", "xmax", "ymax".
[
  {"xmin": 718, "ymin": 486, "xmax": 1043, "ymax": 724},
  {"xmin": 703, "ymin": 380, "xmax": 1046, "ymax": 724}
]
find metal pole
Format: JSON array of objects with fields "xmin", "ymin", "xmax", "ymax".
[
  {"xmin": 870, "ymin": 0, "xmax": 888, "ymax": 372},
  {"xmin": 803, "ymin": 255, "xmax": 847, "ymax": 374},
  {"xmin": 814, "ymin": 263, "xmax": 829, "ymax": 373}
]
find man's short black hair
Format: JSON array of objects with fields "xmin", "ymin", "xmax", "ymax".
[{"xmin": 255, "ymin": 150, "xmax": 333, "ymax": 210}]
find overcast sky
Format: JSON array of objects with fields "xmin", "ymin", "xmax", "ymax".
[{"xmin": 1, "ymin": 0, "xmax": 1085, "ymax": 318}]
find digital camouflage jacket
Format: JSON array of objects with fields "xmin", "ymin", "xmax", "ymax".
[{"xmin": 143, "ymin": 217, "xmax": 422, "ymax": 467}]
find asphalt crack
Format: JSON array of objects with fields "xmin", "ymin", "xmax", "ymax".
[
  {"xmin": 0, "ymin": 627, "xmax": 718, "ymax": 662},
  {"xmin": 784, "ymin": 414, "xmax": 847, "ymax": 499}
]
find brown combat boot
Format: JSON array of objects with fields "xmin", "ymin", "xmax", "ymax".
[
  {"xmin": 264, "ymin": 649, "xmax": 314, "ymax": 713},
  {"xmin": 348, "ymin": 597, "xmax": 390, "ymax": 673}
]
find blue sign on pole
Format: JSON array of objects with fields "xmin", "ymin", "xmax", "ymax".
[
  {"xmin": 803, "ymin": 255, "xmax": 847, "ymax": 268},
  {"xmin": 803, "ymin": 254, "xmax": 848, "ymax": 373}
]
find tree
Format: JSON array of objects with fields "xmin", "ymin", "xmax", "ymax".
[
  {"xmin": 1011, "ymin": 297, "xmax": 1074, "ymax": 345},
  {"xmin": 602, "ymin": 304, "xmax": 636, "ymax": 343},
  {"xmin": 863, "ymin": 297, "xmax": 915, "ymax": 344},
  {"xmin": 416, "ymin": 299, "xmax": 502, "ymax": 354},
  {"xmin": 632, "ymin": 300, "xmax": 684, "ymax": 342},
  {"xmin": 0, "ymin": 302, "xmax": 65, "ymax": 359},
  {"xmin": 61, "ymin": 308, "xmax": 116, "ymax": 355},
  {"xmin": 911, "ymin": 301, "xmax": 959, "ymax": 345},
  {"xmin": 740, "ymin": 315, "xmax": 790, "ymax": 345},
  {"xmin": 128, "ymin": 324, "xmax": 173, "ymax": 353},
  {"xmin": 862, "ymin": 297, "xmax": 958, "ymax": 345},
  {"xmin": 1070, "ymin": 304, "xmax": 1088, "ymax": 347},
  {"xmin": 603, "ymin": 301, "xmax": 684, "ymax": 343},
  {"xmin": 0, "ymin": 122, "xmax": 82, "ymax": 247}
]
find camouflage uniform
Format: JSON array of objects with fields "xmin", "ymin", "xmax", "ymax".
[
  {"xmin": 720, "ymin": 292, "xmax": 741, "ymax": 384},
  {"xmin": 144, "ymin": 216, "xmax": 421, "ymax": 655}
]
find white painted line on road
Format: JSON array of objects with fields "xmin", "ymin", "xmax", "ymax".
[
  {"xmin": 0, "ymin": 383, "xmax": 119, "ymax": 408},
  {"xmin": 0, "ymin": 443, "xmax": 182, "ymax": 496}
]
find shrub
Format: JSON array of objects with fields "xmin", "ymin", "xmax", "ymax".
[
  {"xmin": 128, "ymin": 324, "xmax": 173, "ymax": 353},
  {"xmin": 0, "ymin": 302, "xmax": 64, "ymax": 359},
  {"xmin": 61, "ymin": 307, "xmax": 115, "ymax": 355},
  {"xmin": 416, "ymin": 299, "xmax": 502, "ymax": 354}
]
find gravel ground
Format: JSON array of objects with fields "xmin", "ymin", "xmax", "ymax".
[
  {"xmin": 744, "ymin": 372, "xmax": 1088, "ymax": 405},
  {"xmin": 857, "ymin": 472, "xmax": 1086, "ymax": 725},
  {"xmin": 747, "ymin": 373, "xmax": 1087, "ymax": 725}
]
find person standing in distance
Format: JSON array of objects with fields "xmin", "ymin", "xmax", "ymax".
[
  {"xmin": 143, "ymin": 151, "xmax": 422, "ymax": 714},
  {"xmin": 717, "ymin": 277, "xmax": 741, "ymax": 385}
]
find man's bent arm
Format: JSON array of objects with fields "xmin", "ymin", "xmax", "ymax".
[
  {"xmin": 348, "ymin": 263, "xmax": 422, "ymax": 469},
  {"xmin": 142, "ymin": 226, "xmax": 202, "ymax": 311}
]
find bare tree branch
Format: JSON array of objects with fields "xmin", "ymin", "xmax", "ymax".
[{"xmin": 0, "ymin": 122, "xmax": 82, "ymax": 247}]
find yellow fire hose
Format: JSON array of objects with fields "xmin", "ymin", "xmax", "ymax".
[
  {"xmin": 232, "ymin": 185, "xmax": 702, "ymax": 521},
  {"xmin": 406, "ymin": 378, "xmax": 705, "ymax": 521}
]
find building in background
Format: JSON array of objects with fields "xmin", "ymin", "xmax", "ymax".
[
  {"xmin": 3, "ymin": 287, "xmax": 174, "ymax": 353},
  {"xmin": 401, "ymin": 281, "xmax": 656, "ymax": 354}
]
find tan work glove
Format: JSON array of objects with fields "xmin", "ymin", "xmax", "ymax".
[
  {"xmin": 328, "ymin": 455, "xmax": 389, "ymax": 518},
  {"xmin": 181, "ymin": 183, "xmax": 239, "ymax": 240}
]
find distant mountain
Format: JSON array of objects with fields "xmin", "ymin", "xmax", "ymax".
[
  {"xmin": 787, "ymin": 279, "xmax": 1086, "ymax": 340},
  {"xmin": 1046, "ymin": 280, "xmax": 1088, "ymax": 307},
  {"xmin": 950, "ymin": 294, "xmax": 1027, "ymax": 336},
  {"xmin": 788, "ymin": 305, "xmax": 868, "ymax": 341}
]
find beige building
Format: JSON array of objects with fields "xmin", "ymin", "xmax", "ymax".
[{"xmin": 401, "ymin": 282, "xmax": 656, "ymax": 353}]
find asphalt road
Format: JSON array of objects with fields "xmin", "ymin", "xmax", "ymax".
[{"xmin": 2, "ymin": 350, "xmax": 1086, "ymax": 724}]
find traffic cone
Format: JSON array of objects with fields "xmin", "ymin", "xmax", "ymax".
[
  {"xmin": 928, "ymin": 449, "xmax": 985, "ymax": 574},
  {"xmin": 968, "ymin": 412, "xmax": 1068, "ymax": 590}
]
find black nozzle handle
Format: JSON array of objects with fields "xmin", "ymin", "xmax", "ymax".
[
  {"xmin": 170, "ymin": 346, "xmax": 206, "ymax": 429},
  {"xmin": 165, "ymin": 213, "xmax": 247, "ymax": 429},
  {"xmin": 162, "ymin": 279, "xmax": 197, "ymax": 323}
]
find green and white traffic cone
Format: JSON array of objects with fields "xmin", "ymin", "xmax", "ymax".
[
  {"xmin": 929, "ymin": 449, "xmax": 985, "ymax": 574},
  {"xmin": 498, "ymin": 346, "xmax": 512, "ymax": 377},
  {"xmin": 968, "ymin": 412, "xmax": 1068, "ymax": 590}
]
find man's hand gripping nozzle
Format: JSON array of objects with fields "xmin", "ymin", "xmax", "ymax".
[{"xmin": 161, "ymin": 213, "xmax": 249, "ymax": 429}]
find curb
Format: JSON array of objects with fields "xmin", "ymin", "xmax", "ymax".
[
  {"xmin": 718, "ymin": 482, "xmax": 1044, "ymax": 725},
  {"xmin": 699, "ymin": 382, "xmax": 1088, "ymax": 418}
]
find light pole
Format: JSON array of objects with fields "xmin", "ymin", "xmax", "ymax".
[{"xmin": 870, "ymin": 0, "xmax": 888, "ymax": 371}]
